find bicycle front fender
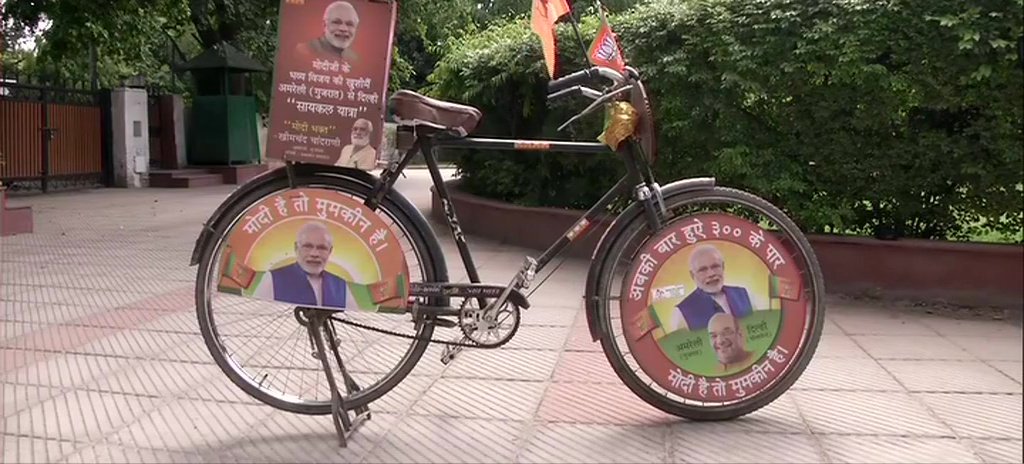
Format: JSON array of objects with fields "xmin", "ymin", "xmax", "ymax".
[
  {"xmin": 581, "ymin": 176, "xmax": 716, "ymax": 343},
  {"xmin": 187, "ymin": 164, "xmax": 380, "ymax": 266}
]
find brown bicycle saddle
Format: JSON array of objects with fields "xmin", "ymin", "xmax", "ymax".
[{"xmin": 389, "ymin": 90, "xmax": 482, "ymax": 137}]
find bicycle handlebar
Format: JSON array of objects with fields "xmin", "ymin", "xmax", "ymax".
[{"xmin": 547, "ymin": 66, "xmax": 627, "ymax": 94}]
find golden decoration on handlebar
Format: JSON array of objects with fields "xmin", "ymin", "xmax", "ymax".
[{"xmin": 597, "ymin": 101, "xmax": 639, "ymax": 150}]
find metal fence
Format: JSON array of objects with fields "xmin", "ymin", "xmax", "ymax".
[{"xmin": 0, "ymin": 71, "xmax": 111, "ymax": 193}]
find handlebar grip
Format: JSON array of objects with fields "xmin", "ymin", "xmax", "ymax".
[{"xmin": 548, "ymin": 68, "xmax": 597, "ymax": 94}]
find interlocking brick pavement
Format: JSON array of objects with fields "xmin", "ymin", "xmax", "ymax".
[{"xmin": 2, "ymin": 171, "xmax": 1021, "ymax": 463}]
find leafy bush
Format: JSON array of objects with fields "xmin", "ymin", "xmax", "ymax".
[
  {"xmin": 425, "ymin": 16, "xmax": 621, "ymax": 208},
  {"xmin": 425, "ymin": 0, "xmax": 1023, "ymax": 242}
]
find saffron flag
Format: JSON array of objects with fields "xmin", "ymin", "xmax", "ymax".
[
  {"xmin": 769, "ymin": 274, "xmax": 801, "ymax": 301},
  {"xmin": 220, "ymin": 248, "xmax": 257, "ymax": 291},
  {"xmin": 588, "ymin": 5, "xmax": 626, "ymax": 72},
  {"xmin": 531, "ymin": 0, "xmax": 571, "ymax": 77},
  {"xmin": 631, "ymin": 305, "xmax": 659, "ymax": 341},
  {"xmin": 368, "ymin": 273, "xmax": 407, "ymax": 305}
]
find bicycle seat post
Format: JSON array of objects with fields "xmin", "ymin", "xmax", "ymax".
[{"xmin": 366, "ymin": 128, "xmax": 421, "ymax": 210}]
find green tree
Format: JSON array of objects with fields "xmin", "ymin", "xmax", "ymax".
[
  {"xmin": 428, "ymin": 0, "xmax": 1024, "ymax": 242},
  {"xmin": 1, "ymin": 0, "xmax": 502, "ymax": 103},
  {"xmin": 2, "ymin": 0, "xmax": 197, "ymax": 89}
]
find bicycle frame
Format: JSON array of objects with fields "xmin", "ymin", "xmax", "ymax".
[{"xmin": 368, "ymin": 122, "xmax": 664, "ymax": 291}]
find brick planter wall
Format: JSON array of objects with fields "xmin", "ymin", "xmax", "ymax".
[{"xmin": 432, "ymin": 179, "xmax": 1023, "ymax": 307}]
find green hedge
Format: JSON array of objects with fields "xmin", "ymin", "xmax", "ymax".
[{"xmin": 425, "ymin": 0, "xmax": 1023, "ymax": 242}]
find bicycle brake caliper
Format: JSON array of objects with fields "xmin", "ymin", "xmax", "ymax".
[
  {"xmin": 635, "ymin": 183, "xmax": 651, "ymax": 202},
  {"xmin": 635, "ymin": 184, "xmax": 662, "ymax": 230}
]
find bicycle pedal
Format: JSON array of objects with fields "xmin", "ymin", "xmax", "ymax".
[{"xmin": 440, "ymin": 344, "xmax": 464, "ymax": 365}]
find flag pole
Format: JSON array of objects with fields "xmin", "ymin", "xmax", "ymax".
[{"xmin": 564, "ymin": 0, "xmax": 593, "ymax": 63}]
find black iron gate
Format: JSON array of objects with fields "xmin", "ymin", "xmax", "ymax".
[{"xmin": 0, "ymin": 72, "xmax": 112, "ymax": 193}]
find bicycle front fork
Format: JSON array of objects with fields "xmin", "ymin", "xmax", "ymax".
[{"xmin": 622, "ymin": 141, "xmax": 666, "ymax": 231}]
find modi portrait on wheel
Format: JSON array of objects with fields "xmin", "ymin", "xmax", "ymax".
[{"xmin": 215, "ymin": 188, "xmax": 411, "ymax": 313}]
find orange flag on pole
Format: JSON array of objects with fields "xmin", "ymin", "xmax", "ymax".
[
  {"xmin": 588, "ymin": 5, "xmax": 626, "ymax": 72},
  {"xmin": 531, "ymin": 0, "xmax": 572, "ymax": 78}
]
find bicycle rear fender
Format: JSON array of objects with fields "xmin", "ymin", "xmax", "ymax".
[
  {"xmin": 188, "ymin": 164, "xmax": 380, "ymax": 267},
  {"xmin": 582, "ymin": 176, "xmax": 716, "ymax": 343}
]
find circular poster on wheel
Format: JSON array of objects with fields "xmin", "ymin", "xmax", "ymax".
[
  {"xmin": 214, "ymin": 187, "xmax": 410, "ymax": 313},
  {"xmin": 620, "ymin": 213, "xmax": 811, "ymax": 402}
]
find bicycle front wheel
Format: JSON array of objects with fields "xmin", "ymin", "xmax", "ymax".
[
  {"xmin": 594, "ymin": 186, "xmax": 825, "ymax": 421},
  {"xmin": 194, "ymin": 169, "xmax": 446, "ymax": 415}
]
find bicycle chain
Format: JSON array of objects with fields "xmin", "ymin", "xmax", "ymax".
[{"xmin": 328, "ymin": 297, "xmax": 519, "ymax": 349}]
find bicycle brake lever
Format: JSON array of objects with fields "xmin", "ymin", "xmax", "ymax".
[
  {"xmin": 557, "ymin": 85, "xmax": 633, "ymax": 132},
  {"xmin": 578, "ymin": 86, "xmax": 603, "ymax": 100},
  {"xmin": 547, "ymin": 86, "xmax": 578, "ymax": 101}
]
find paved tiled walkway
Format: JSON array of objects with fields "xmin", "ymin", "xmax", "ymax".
[{"xmin": 2, "ymin": 171, "xmax": 1021, "ymax": 463}]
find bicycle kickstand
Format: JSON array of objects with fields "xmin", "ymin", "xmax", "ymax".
[{"xmin": 306, "ymin": 310, "xmax": 372, "ymax": 448}]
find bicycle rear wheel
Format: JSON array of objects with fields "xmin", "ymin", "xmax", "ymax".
[
  {"xmin": 194, "ymin": 169, "xmax": 447, "ymax": 415},
  {"xmin": 594, "ymin": 186, "xmax": 825, "ymax": 421}
]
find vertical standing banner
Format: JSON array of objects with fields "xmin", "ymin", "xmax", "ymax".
[{"xmin": 266, "ymin": 0, "xmax": 398, "ymax": 170}]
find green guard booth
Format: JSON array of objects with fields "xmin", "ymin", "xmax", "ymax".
[{"xmin": 176, "ymin": 42, "xmax": 267, "ymax": 166}]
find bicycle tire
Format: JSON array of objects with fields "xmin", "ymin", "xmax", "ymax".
[
  {"xmin": 594, "ymin": 186, "xmax": 825, "ymax": 421},
  {"xmin": 194, "ymin": 169, "xmax": 447, "ymax": 415}
]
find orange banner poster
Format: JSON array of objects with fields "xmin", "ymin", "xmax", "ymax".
[
  {"xmin": 266, "ymin": 0, "xmax": 398, "ymax": 170},
  {"xmin": 215, "ymin": 187, "xmax": 411, "ymax": 312}
]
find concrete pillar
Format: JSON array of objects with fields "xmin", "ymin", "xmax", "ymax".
[
  {"xmin": 111, "ymin": 87, "xmax": 150, "ymax": 187},
  {"xmin": 160, "ymin": 94, "xmax": 187, "ymax": 169}
]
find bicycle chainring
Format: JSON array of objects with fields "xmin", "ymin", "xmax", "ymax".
[{"xmin": 458, "ymin": 297, "xmax": 521, "ymax": 348}]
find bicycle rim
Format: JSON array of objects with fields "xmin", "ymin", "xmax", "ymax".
[
  {"xmin": 595, "ymin": 187, "xmax": 825, "ymax": 420},
  {"xmin": 196, "ymin": 175, "xmax": 440, "ymax": 415}
]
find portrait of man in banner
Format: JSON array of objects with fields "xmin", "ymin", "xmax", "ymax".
[
  {"xmin": 216, "ymin": 192, "xmax": 411, "ymax": 313},
  {"xmin": 267, "ymin": 0, "xmax": 395, "ymax": 168},
  {"xmin": 707, "ymin": 312, "xmax": 755, "ymax": 372},
  {"xmin": 622, "ymin": 213, "xmax": 805, "ymax": 396},
  {"xmin": 250, "ymin": 221, "xmax": 353, "ymax": 307},
  {"xmin": 296, "ymin": 0, "xmax": 362, "ymax": 62},
  {"xmin": 335, "ymin": 118, "xmax": 378, "ymax": 170},
  {"xmin": 669, "ymin": 243, "xmax": 755, "ymax": 332}
]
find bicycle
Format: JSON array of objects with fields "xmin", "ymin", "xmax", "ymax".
[{"xmin": 189, "ymin": 4, "xmax": 825, "ymax": 448}]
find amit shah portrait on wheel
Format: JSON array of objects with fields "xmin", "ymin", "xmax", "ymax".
[
  {"xmin": 215, "ymin": 188, "xmax": 411, "ymax": 313},
  {"xmin": 620, "ymin": 213, "xmax": 811, "ymax": 402},
  {"xmin": 266, "ymin": 0, "xmax": 397, "ymax": 170}
]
